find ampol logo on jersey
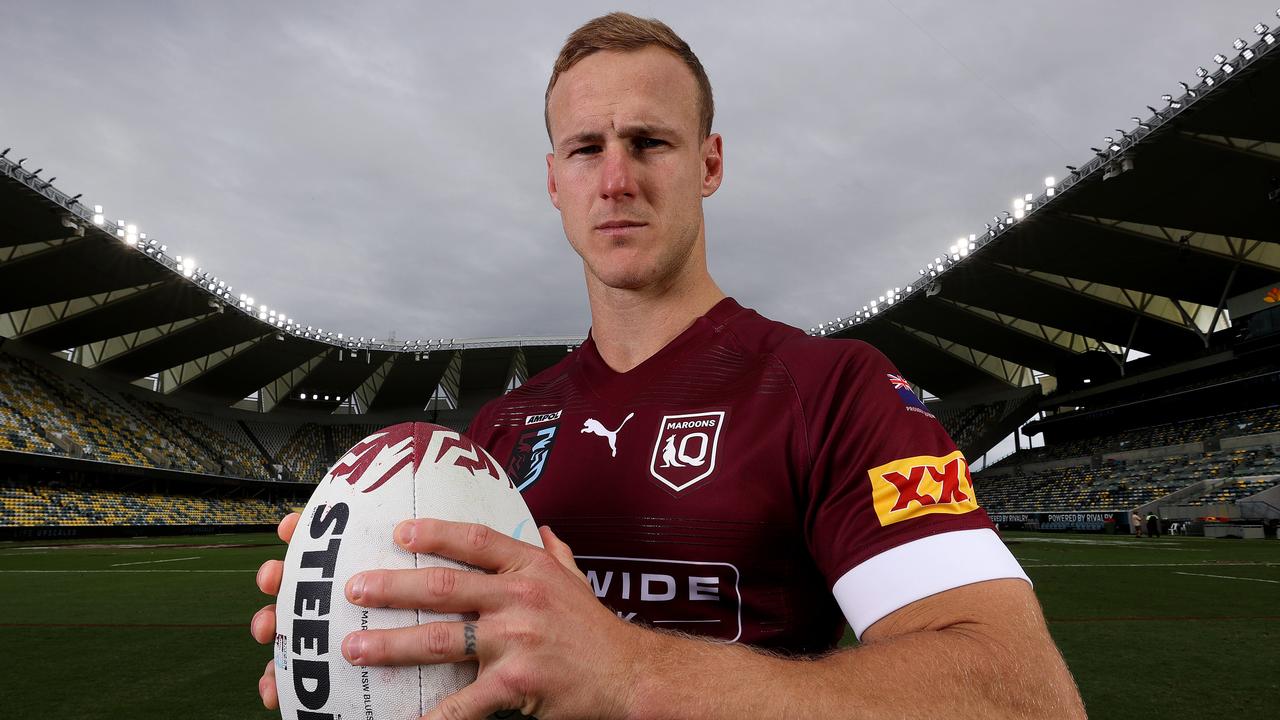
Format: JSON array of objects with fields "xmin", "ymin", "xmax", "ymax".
[
  {"xmin": 867, "ymin": 450, "xmax": 979, "ymax": 526},
  {"xmin": 648, "ymin": 411, "xmax": 725, "ymax": 492}
]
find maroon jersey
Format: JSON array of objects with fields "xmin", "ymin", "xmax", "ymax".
[{"xmin": 467, "ymin": 298, "xmax": 1025, "ymax": 654}]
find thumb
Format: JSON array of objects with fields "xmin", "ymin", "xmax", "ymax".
[{"xmin": 539, "ymin": 525, "xmax": 588, "ymax": 585}]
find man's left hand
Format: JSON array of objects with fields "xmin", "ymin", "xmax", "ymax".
[{"xmin": 340, "ymin": 518, "xmax": 643, "ymax": 720}]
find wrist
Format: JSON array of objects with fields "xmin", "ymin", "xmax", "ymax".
[{"xmin": 610, "ymin": 621, "xmax": 671, "ymax": 720}]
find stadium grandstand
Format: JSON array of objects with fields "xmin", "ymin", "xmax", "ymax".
[{"xmin": 0, "ymin": 17, "xmax": 1278, "ymax": 539}]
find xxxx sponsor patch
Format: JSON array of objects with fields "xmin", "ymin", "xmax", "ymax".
[{"xmin": 868, "ymin": 450, "xmax": 978, "ymax": 526}]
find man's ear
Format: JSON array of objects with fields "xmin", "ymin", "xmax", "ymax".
[
  {"xmin": 701, "ymin": 133, "xmax": 724, "ymax": 198},
  {"xmin": 546, "ymin": 152, "xmax": 561, "ymax": 210}
]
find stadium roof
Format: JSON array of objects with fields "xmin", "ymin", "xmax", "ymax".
[
  {"xmin": 1, "ymin": 15, "xmax": 1278, "ymax": 414},
  {"xmin": 816, "ymin": 18, "xmax": 1280, "ymax": 402}
]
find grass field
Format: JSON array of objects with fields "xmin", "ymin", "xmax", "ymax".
[{"xmin": 1, "ymin": 531, "xmax": 1276, "ymax": 718}]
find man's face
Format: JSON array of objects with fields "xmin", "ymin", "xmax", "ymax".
[{"xmin": 545, "ymin": 46, "xmax": 723, "ymax": 292}]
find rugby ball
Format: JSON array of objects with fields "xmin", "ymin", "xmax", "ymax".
[{"xmin": 274, "ymin": 422, "xmax": 542, "ymax": 719}]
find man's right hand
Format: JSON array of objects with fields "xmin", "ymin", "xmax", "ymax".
[{"xmin": 249, "ymin": 512, "xmax": 301, "ymax": 710}]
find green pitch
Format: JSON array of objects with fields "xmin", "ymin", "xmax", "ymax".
[{"xmin": 1, "ymin": 531, "xmax": 1276, "ymax": 718}]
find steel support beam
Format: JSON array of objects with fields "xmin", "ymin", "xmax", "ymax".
[
  {"xmin": 1064, "ymin": 215, "xmax": 1280, "ymax": 272},
  {"xmin": 891, "ymin": 322, "xmax": 1037, "ymax": 388},
  {"xmin": 427, "ymin": 352, "xmax": 463, "ymax": 411},
  {"xmin": 351, "ymin": 355, "xmax": 396, "ymax": 414},
  {"xmin": 0, "ymin": 282, "xmax": 164, "ymax": 338},
  {"xmin": 261, "ymin": 349, "xmax": 331, "ymax": 412},
  {"xmin": 71, "ymin": 313, "xmax": 217, "ymax": 369},
  {"xmin": 156, "ymin": 335, "xmax": 268, "ymax": 394}
]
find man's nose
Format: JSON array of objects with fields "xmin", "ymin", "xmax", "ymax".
[{"xmin": 599, "ymin": 144, "xmax": 638, "ymax": 200}]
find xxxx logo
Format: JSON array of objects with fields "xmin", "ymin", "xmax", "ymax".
[{"xmin": 867, "ymin": 451, "xmax": 979, "ymax": 526}]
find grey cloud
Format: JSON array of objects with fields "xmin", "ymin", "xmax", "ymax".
[{"xmin": 0, "ymin": 0, "xmax": 1268, "ymax": 339}]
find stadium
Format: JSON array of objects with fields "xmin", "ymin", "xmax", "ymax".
[{"xmin": 2, "ymin": 8, "xmax": 1278, "ymax": 720}]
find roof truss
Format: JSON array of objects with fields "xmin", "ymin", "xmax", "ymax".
[
  {"xmin": 936, "ymin": 298, "xmax": 1121, "ymax": 357},
  {"xmin": 0, "ymin": 282, "xmax": 165, "ymax": 338},
  {"xmin": 891, "ymin": 322, "xmax": 1038, "ymax": 387},
  {"xmin": 1180, "ymin": 131, "xmax": 1280, "ymax": 163},
  {"xmin": 351, "ymin": 355, "xmax": 395, "ymax": 414},
  {"xmin": 261, "ymin": 350, "xmax": 331, "ymax": 412},
  {"xmin": 156, "ymin": 336, "xmax": 268, "ymax": 394},
  {"xmin": 70, "ymin": 313, "xmax": 217, "ymax": 369}
]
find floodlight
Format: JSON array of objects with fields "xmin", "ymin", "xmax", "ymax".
[
  {"xmin": 1259, "ymin": 23, "xmax": 1271, "ymax": 35},
  {"xmin": 1213, "ymin": 53, "xmax": 1227, "ymax": 64},
  {"xmin": 1243, "ymin": 48, "xmax": 1255, "ymax": 60},
  {"xmin": 1233, "ymin": 38, "xmax": 1247, "ymax": 51},
  {"xmin": 1196, "ymin": 66, "xmax": 1209, "ymax": 78}
]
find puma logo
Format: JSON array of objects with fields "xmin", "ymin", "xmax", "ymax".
[{"xmin": 581, "ymin": 413, "xmax": 635, "ymax": 457}]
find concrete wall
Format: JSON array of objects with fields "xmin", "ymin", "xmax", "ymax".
[
  {"xmin": 1221, "ymin": 431, "xmax": 1280, "ymax": 450},
  {"xmin": 1103, "ymin": 442, "xmax": 1204, "ymax": 463},
  {"xmin": 1238, "ymin": 477, "xmax": 1280, "ymax": 520},
  {"xmin": 1136, "ymin": 480, "xmax": 1219, "ymax": 519}
]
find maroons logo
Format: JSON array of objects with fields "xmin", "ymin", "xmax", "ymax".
[
  {"xmin": 328, "ymin": 424, "xmax": 418, "ymax": 493},
  {"xmin": 649, "ymin": 411, "xmax": 725, "ymax": 493}
]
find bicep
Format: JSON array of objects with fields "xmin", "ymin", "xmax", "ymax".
[{"xmin": 860, "ymin": 577, "xmax": 1042, "ymax": 645}]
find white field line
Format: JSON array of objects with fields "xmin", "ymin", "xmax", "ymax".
[
  {"xmin": 110, "ymin": 556, "xmax": 201, "ymax": 567},
  {"xmin": 1011, "ymin": 538, "xmax": 1209, "ymax": 551},
  {"xmin": 0, "ymin": 569, "xmax": 251, "ymax": 574},
  {"xmin": 1173, "ymin": 571, "xmax": 1280, "ymax": 584},
  {"xmin": 1021, "ymin": 561, "xmax": 1280, "ymax": 568}
]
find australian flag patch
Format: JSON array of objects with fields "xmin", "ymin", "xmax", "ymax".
[{"xmin": 887, "ymin": 373, "xmax": 936, "ymax": 419}]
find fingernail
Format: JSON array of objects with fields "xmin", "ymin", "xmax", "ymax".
[
  {"xmin": 349, "ymin": 575, "xmax": 365, "ymax": 601},
  {"xmin": 344, "ymin": 633, "xmax": 365, "ymax": 662},
  {"xmin": 396, "ymin": 521, "xmax": 415, "ymax": 546}
]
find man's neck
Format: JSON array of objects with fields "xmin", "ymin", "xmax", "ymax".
[{"xmin": 586, "ymin": 271, "xmax": 726, "ymax": 374}]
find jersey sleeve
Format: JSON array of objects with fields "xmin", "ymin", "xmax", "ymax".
[{"xmin": 794, "ymin": 340, "xmax": 1028, "ymax": 639}]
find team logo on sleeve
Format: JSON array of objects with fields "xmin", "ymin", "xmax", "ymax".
[
  {"xmin": 887, "ymin": 373, "xmax": 936, "ymax": 419},
  {"xmin": 867, "ymin": 450, "xmax": 978, "ymax": 526},
  {"xmin": 506, "ymin": 423, "xmax": 558, "ymax": 492},
  {"xmin": 649, "ymin": 411, "xmax": 725, "ymax": 493}
]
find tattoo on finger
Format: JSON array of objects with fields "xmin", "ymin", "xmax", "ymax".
[{"xmin": 463, "ymin": 623, "xmax": 477, "ymax": 656}]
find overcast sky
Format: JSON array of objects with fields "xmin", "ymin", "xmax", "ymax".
[{"xmin": 0, "ymin": 1, "xmax": 1271, "ymax": 341}]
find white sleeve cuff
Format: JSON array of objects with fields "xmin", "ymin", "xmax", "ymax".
[{"xmin": 832, "ymin": 528, "xmax": 1030, "ymax": 640}]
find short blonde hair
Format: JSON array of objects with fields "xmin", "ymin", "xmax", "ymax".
[{"xmin": 544, "ymin": 12, "xmax": 714, "ymax": 141}]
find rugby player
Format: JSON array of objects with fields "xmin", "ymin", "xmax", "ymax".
[{"xmin": 251, "ymin": 12, "xmax": 1085, "ymax": 718}]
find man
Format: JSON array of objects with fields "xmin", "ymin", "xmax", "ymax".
[{"xmin": 251, "ymin": 13, "xmax": 1085, "ymax": 718}]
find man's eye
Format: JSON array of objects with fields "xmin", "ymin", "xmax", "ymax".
[
  {"xmin": 570, "ymin": 145, "xmax": 601, "ymax": 156},
  {"xmin": 635, "ymin": 138, "xmax": 665, "ymax": 149}
]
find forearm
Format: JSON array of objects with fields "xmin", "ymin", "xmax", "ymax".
[{"xmin": 625, "ymin": 621, "xmax": 1082, "ymax": 720}]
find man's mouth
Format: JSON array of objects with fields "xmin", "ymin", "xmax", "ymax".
[{"xmin": 595, "ymin": 220, "xmax": 647, "ymax": 235}]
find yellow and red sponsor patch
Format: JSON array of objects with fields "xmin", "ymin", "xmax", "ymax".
[{"xmin": 867, "ymin": 450, "xmax": 979, "ymax": 526}]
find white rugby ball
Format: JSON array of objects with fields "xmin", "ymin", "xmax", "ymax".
[{"xmin": 274, "ymin": 421, "xmax": 542, "ymax": 719}]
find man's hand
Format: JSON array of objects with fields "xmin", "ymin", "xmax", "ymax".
[
  {"xmin": 339, "ymin": 518, "xmax": 643, "ymax": 720},
  {"xmin": 248, "ymin": 512, "xmax": 300, "ymax": 710}
]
